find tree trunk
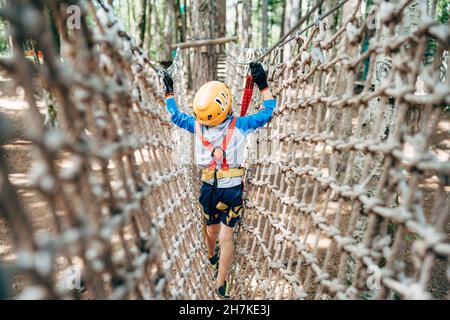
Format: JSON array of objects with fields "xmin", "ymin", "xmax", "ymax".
[
  {"xmin": 283, "ymin": 0, "xmax": 291, "ymax": 35},
  {"xmin": 181, "ymin": 0, "xmax": 187, "ymax": 42},
  {"xmin": 286, "ymin": 0, "xmax": 301, "ymax": 34},
  {"xmin": 298, "ymin": 0, "xmax": 302, "ymax": 23},
  {"xmin": 144, "ymin": 1, "xmax": 152, "ymax": 52},
  {"xmin": 324, "ymin": 0, "xmax": 338, "ymax": 40},
  {"xmin": 174, "ymin": 0, "xmax": 182, "ymax": 43},
  {"xmin": 234, "ymin": 0, "xmax": 239, "ymax": 36},
  {"xmin": 126, "ymin": 0, "xmax": 132, "ymax": 35},
  {"xmin": 255, "ymin": 0, "xmax": 261, "ymax": 46},
  {"xmin": 153, "ymin": 0, "xmax": 161, "ymax": 61},
  {"xmin": 163, "ymin": 0, "xmax": 175, "ymax": 64},
  {"xmin": 283, "ymin": 0, "xmax": 301, "ymax": 60},
  {"xmin": 240, "ymin": 0, "xmax": 252, "ymax": 48},
  {"xmin": 127, "ymin": 0, "xmax": 137, "ymax": 39},
  {"xmin": 181, "ymin": 0, "xmax": 192, "ymax": 89},
  {"xmin": 191, "ymin": 0, "xmax": 218, "ymax": 90},
  {"xmin": 305, "ymin": 0, "xmax": 310, "ymax": 25},
  {"xmin": 262, "ymin": 0, "xmax": 269, "ymax": 47},
  {"xmin": 217, "ymin": 0, "xmax": 226, "ymax": 53},
  {"xmin": 46, "ymin": 4, "xmax": 60, "ymax": 55},
  {"xmin": 280, "ymin": 0, "xmax": 286, "ymax": 38},
  {"xmin": 137, "ymin": 0, "xmax": 148, "ymax": 47}
]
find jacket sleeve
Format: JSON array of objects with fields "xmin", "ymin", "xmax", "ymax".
[
  {"xmin": 165, "ymin": 97, "xmax": 195, "ymax": 134},
  {"xmin": 235, "ymin": 99, "xmax": 276, "ymax": 135}
]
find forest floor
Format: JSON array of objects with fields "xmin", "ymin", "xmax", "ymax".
[{"xmin": 0, "ymin": 71, "xmax": 52, "ymax": 297}]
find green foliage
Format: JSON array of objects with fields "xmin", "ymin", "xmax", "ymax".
[
  {"xmin": 387, "ymin": 221, "xmax": 397, "ymax": 239},
  {"xmin": 378, "ymin": 257, "xmax": 386, "ymax": 269},
  {"xmin": 250, "ymin": 0, "xmax": 286, "ymax": 48},
  {"xmin": 267, "ymin": 0, "xmax": 285, "ymax": 46},
  {"xmin": 427, "ymin": 1, "xmax": 450, "ymax": 62},
  {"xmin": 436, "ymin": 0, "xmax": 449, "ymax": 24},
  {"xmin": 426, "ymin": 0, "xmax": 449, "ymax": 112},
  {"xmin": 404, "ymin": 234, "xmax": 421, "ymax": 242},
  {"xmin": 360, "ymin": 292, "xmax": 372, "ymax": 300},
  {"xmin": 391, "ymin": 291, "xmax": 401, "ymax": 300},
  {"xmin": 268, "ymin": 0, "xmax": 284, "ymax": 28},
  {"xmin": 0, "ymin": 20, "xmax": 9, "ymax": 55}
]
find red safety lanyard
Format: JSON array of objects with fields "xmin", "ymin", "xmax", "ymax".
[
  {"xmin": 241, "ymin": 75, "xmax": 255, "ymax": 117},
  {"xmin": 195, "ymin": 117, "xmax": 237, "ymax": 171},
  {"xmin": 239, "ymin": 74, "xmax": 255, "ymax": 192},
  {"xmin": 240, "ymin": 75, "xmax": 254, "ymax": 116}
]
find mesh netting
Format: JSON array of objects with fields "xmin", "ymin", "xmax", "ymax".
[{"xmin": 0, "ymin": 0, "xmax": 449, "ymax": 300}]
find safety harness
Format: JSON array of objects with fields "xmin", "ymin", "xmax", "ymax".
[
  {"xmin": 195, "ymin": 117, "xmax": 245, "ymax": 183},
  {"xmin": 196, "ymin": 117, "xmax": 245, "ymax": 216}
]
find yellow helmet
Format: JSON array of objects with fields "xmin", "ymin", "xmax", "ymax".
[{"xmin": 193, "ymin": 81, "xmax": 232, "ymax": 126}]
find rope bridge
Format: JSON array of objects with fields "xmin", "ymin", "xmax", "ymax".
[{"xmin": 0, "ymin": 0, "xmax": 449, "ymax": 300}]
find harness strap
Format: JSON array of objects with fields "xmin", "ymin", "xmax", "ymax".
[
  {"xmin": 201, "ymin": 168, "xmax": 245, "ymax": 182},
  {"xmin": 195, "ymin": 118, "xmax": 237, "ymax": 171}
]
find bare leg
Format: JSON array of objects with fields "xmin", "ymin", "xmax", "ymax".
[
  {"xmin": 216, "ymin": 223, "xmax": 234, "ymax": 287},
  {"xmin": 206, "ymin": 224, "xmax": 220, "ymax": 257}
]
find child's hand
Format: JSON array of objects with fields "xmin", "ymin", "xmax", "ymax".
[
  {"xmin": 163, "ymin": 71, "xmax": 174, "ymax": 97},
  {"xmin": 249, "ymin": 62, "xmax": 269, "ymax": 91}
]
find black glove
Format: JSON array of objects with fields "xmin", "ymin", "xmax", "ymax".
[
  {"xmin": 249, "ymin": 62, "xmax": 268, "ymax": 91},
  {"xmin": 162, "ymin": 71, "xmax": 174, "ymax": 97}
]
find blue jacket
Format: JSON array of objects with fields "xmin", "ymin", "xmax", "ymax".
[{"xmin": 165, "ymin": 97, "xmax": 277, "ymax": 135}]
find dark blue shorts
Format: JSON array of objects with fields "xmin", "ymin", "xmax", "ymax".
[{"xmin": 199, "ymin": 182, "xmax": 243, "ymax": 228}]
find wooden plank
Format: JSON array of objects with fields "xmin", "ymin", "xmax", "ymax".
[{"xmin": 171, "ymin": 36, "xmax": 238, "ymax": 49}]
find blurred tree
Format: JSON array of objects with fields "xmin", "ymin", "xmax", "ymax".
[
  {"xmin": 152, "ymin": 0, "xmax": 163, "ymax": 62},
  {"xmin": 137, "ymin": 0, "xmax": 148, "ymax": 47},
  {"xmin": 283, "ymin": 0, "xmax": 301, "ymax": 60},
  {"xmin": 268, "ymin": 0, "xmax": 285, "ymax": 45},
  {"xmin": 240, "ymin": 0, "xmax": 252, "ymax": 47},
  {"xmin": 191, "ymin": 0, "xmax": 218, "ymax": 89},
  {"xmin": 217, "ymin": 0, "xmax": 226, "ymax": 52},
  {"xmin": 144, "ymin": 1, "xmax": 153, "ymax": 51},
  {"xmin": 162, "ymin": 0, "xmax": 175, "ymax": 64},
  {"xmin": 262, "ymin": 0, "xmax": 269, "ymax": 47},
  {"xmin": 0, "ymin": 19, "xmax": 10, "ymax": 55}
]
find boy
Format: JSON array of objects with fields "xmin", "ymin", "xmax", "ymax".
[{"xmin": 163, "ymin": 62, "xmax": 276, "ymax": 299}]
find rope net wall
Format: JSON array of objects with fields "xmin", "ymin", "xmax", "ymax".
[
  {"xmin": 0, "ymin": 0, "xmax": 448, "ymax": 300},
  {"xmin": 227, "ymin": 0, "xmax": 450, "ymax": 300},
  {"xmin": 0, "ymin": 1, "xmax": 212, "ymax": 299}
]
